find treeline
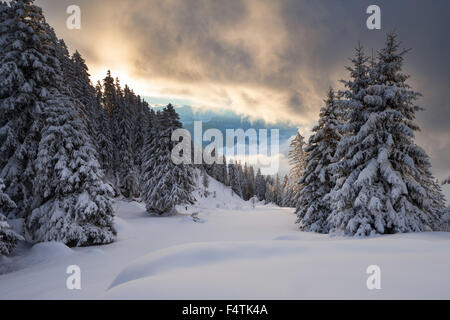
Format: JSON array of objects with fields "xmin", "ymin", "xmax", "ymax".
[
  {"xmin": 1, "ymin": 0, "xmax": 302, "ymax": 257},
  {"xmin": 0, "ymin": 0, "xmax": 197, "ymax": 254},
  {"xmin": 197, "ymin": 130, "xmax": 306, "ymax": 208}
]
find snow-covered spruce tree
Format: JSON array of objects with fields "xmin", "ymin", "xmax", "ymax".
[
  {"xmin": 280, "ymin": 175, "xmax": 290, "ymax": 207},
  {"xmin": 244, "ymin": 164, "xmax": 255, "ymax": 200},
  {"xmin": 296, "ymin": 88, "xmax": 342, "ymax": 233},
  {"xmin": 94, "ymin": 81, "xmax": 115, "ymax": 177},
  {"xmin": 133, "ymin": 98, "xmax": 151, "ymax": 174},
  {"xmin": 255, "ymin": 168, "xmax": 266, "ymax": 201},
  {"xmin": 237, "ymin": 162, "xmax": 249, "ymax": 200},
  {"xmin": 227, "ymin": 161, "xmax": 235, "ymax": 193},
  {"xmin": 135, "ymin": 106, "xmax": 156, "ymax": 193},
  {"xmin": 115, "ymin": 85, "xmax": 139, "ymax": 199},
  {"xmin": 0, "ymin": 178, "xmax": 22, "ymax": 256},
  {"xmin": 27, "ymin": 90, "xmax": 117, "ymax": 246},
  {"xmin": 264, "ymin": 177, "xmax": 274, "ymax": 204},
  {"xmin": 285, "ymin": 132, "xmax": 307, "ymax": 207},
  {"xmin": 69, "ymin": 50, "xmax": 100, "ymax": 145},
  {"xmin": 70, "ymin": 51, "xmax": 96, "ymax": 111},
  {"xmin": 53, "ymin": 38, "xmax": 73, "ymax": 96},
  {"xmin": 220, "ymin": 155, "xmax": 229, "ymax": 186},
  {"xmin": 0, "ymin": 0, "xmax": 58, "ymax": 218},
  {"xmin": 282, "ymin": 184, "xmax": 296, "ymax": 207},
  {"xmin": 51, "ymin": 35, "xmax": 98, "ymax": 146},
  {"xmin": 241, "ymin": 163, "xmax": 249, "ymax": 200},
  {"xmin": 264, "ymin": 175, "xmax": 281, "ymax": 205},
  {"xmin": 327, "ymin": 34, "xmax": 445, "ymax": 236},
  {"xmin": 140, "ymin": 104, "xmax": 195, "ymax": 215},
  {"xmin": 203, "ymin": 145, "xmax": 215, "ymax": 177},
  {"xmin": 273, "ymin": 174, "xmax": 282, "ymax": 205},
  {"xmin": 102, "ymin": 70, "xmax": 117, "ymax": 117},
  {"xmin": 203, "ymin": 144, "xmax": 223, "ymax": 185},
  {"xmin": 288, "ymin": 132, "xmax": 306, "ymax": 185},
  {"xmin": 201, "ymin": 168, "xmax": 210, "ymax": 197},
  {"xmin": 211, "ymin": 154, "xmax": 224, "ymax": 184},
  {"xmin": 111, "ymin": 78, "xmax": 124, "ymax": 191},
  {"xmin": 324, "ymin": 44, "xmax": 374, "ymax": 235},
  {"xmin": 101, "ymin": 72, "xmax": 123, "ymax": 192},
  {"xmin": 228, "ymin": 160, "xmax": 244, "ymax": 198}
]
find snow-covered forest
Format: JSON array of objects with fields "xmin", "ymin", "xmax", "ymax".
[
  {"xmin": 0, "ymin": 0, "xmax": 301, "ymax": 257},
  {"xmin": 1, "ymin": 0, "xmax": 450, "ymax": 300},
  {"xmin": 296, "ymin": 39, "xmax": 448, "ymax": 236}
]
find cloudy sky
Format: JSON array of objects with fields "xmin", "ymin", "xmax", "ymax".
[{"xmin": 36, "ymin": 0, "xmax": 450, "ymax": 198}]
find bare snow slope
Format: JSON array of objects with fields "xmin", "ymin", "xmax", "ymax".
[{"xmin": 1, "ymin": 174, "xmax": 450, "ymax": 299}]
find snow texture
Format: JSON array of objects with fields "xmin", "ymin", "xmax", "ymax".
[{"xmin": 1, "ymin": 175, "xmax": 450, "ymax": 299}]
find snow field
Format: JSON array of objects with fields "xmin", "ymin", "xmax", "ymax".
[{"xmin": 1, "ymin": 175, "xmax": 450, "ymax": 299}]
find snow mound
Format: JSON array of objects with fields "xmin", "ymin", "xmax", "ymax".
[
  {"xmin": 108, "ymin": 241, "xmax": 307, "ymax": 290},
  {"xmin": 114, "ymin": 217, "xmax": 130, "ymax": 233},
  {"xmin": 17, "ymin": 242, "xmax": 74, "ymax": 268},
  {"xmin": 0, "ymin": 242, "xmax": 74, "ymax": 275},
  {"xmin": 104, "ymin": 234, "xmax": 450, "ymax": 299},
  {"xmin": 29, "ymin": 242, "xmax": 73, "ymax": 259}
]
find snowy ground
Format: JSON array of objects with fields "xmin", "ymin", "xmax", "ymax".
[{"xmin": 1, "ymin": 175, "xmax": 450, "ymax": 300}]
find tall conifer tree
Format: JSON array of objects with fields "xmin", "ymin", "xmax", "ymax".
[{"xmin": 140, "ymin": 104, "xmax": 195, "ymax": 215}]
